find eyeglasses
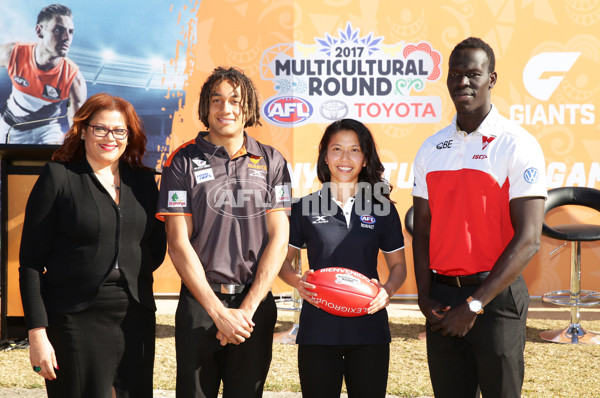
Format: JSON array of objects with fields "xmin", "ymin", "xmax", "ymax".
[{"xmin": 86, "ymin": 124, "xmax": 129, "ymax": 140}]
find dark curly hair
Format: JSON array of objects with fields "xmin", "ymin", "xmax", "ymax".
[
  {"xmin": 450, "ymin": 37, "xmax": 495, "ymax": 73},
  {"xmin": 198, "ymin": 67, "xmax": 261, "ymax": 129},
  {"xmin": 316, "ymin": 118, "xmax": 392, "ymax": 200}
]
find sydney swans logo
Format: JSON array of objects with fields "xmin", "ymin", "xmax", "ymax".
[{"xmin": 260, "ymin": 22, "xmax": 443, "ymax": 127}]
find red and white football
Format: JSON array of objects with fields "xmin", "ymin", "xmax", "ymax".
[{"xmin": 306, "ymin": 267, "xmax": 379, "ymax": 317}]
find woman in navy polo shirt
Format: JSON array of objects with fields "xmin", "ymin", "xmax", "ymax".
[{"xmin": 279, "ymin": 118, "xmax": 407, "ymax": 397}]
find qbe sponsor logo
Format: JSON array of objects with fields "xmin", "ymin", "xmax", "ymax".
[
  {"xmin": 259, "ymin": 22, "xmax": 442, "ymax": 127},
  {"xmin": 168, "ymin": 191, "xmax": 187, "ymax": 207},
  {"xmin": 511, "ymin": 52, "xmax": 595, "ymax": 125}
]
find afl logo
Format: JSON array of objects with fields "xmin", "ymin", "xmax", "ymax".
[
  {"xmin": 360, "ymin": 215, "xmax": 376, "ymax": 224},
  {"xmin": 524, "ymin": 167, "xmax": 540, "ymax": 184},
  {"xmin": 263, "ymin": 97, "xmax": 313, "ymax": 126},
  {"xmin": 320, "ymin": 100, "xmax": 349, "ymax": 120},
  {"xmin": 13, "ymin": 76, "xmax": 29, "ymax": 87}
]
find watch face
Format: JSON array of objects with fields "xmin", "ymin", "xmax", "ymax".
[{"xmin": 469, "ymin": 300, "xmax": 482, "ymax": 313}]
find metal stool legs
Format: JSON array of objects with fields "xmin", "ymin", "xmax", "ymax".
[
  {"xmin": 274, "ymin": 251, "xmax": 302, "ymax": 344},
  {"xmin": 540, "ymin": 241, "xmax": 600, "ymax": 344}
]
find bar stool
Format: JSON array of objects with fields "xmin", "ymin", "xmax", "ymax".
[
  {"xmin": 405, "ymin": 206, "xmax": 426, "ymax": 341},
  {"xmin": 539, "ymin": 187, "xmax": 600, "ymax": 344}
]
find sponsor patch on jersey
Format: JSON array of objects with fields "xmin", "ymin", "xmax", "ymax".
[
  {"xmin": 312, "ymin": 216, "xmax": 328, "ymax": 224},
  {"xmin": 360, "ymin": 215, "xmax": 376, "ymax": 224},
  {"xmin": 192, "ymin": 158, "xmax": 208, "ymax": 169},
  {"xmin": 194, "ymin": 168, "xmax": 215, "ymax": 184},
  {"xmin": 42, "ymin": 84, "xmax": 61, "ymax": 100},
  {"xmin": 274, "ymin": 184, "xmax": 290, "ymax": 202},
  {"xmin": 192, "ymin": 157, "xmax": 215, "ymax": 183},
  {"xmin": 524, "ymin": 167, "xmax": 540, "ymax": 183},
  {"xmin": 249, "ymin": 169, "xmax": 266, "ymax": 179},
  {"xmin": 13, "ymin": 75, "xmax": 29, "ymax": 87},
  {"xmin": 360, "ymin": 215, "xmax": 376, "ymax": 229},
  {"xmin": 247, "ymin": 156, "xmax": 267, "ymax": 171},
  {"xmin": 482, "ymin": 135, "xmax": 496, "ymax": 150},
  {"xmin": 168, "ymin": 191, "xmax": 187, "ymax": 207},
  {"xmin": 435, "ymin": 140, "xmax": 453, "ymax": 149}
]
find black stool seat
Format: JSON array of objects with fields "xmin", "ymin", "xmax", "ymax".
[
  {"xmin": 546, "ymin": 224, "xmax": 600, "ymax": 241},
  {"xmin": 539, "ymin": 186, "xmax": 600, "ymax": 344},
  {"xmin": 542, "ymin": 186, "xmax": 600, "ymax": 241}
]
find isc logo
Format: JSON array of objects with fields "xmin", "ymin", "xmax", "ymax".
[
  {"xmin": 263, "ymin": 97, "xmax": 313, "ymax": 125},
  {"xmin": 472, "ymin": 154, "xmax": 487, "ymax": 159}
]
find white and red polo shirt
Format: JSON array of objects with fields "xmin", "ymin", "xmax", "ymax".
[{"xmin": 412, "ymin": 105, "xmax": 547, "ymax": 276}]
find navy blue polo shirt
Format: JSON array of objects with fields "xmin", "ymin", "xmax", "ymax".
[{"xmin": 289, "ymin": 188, "xmax": 404, "ymax": 345}]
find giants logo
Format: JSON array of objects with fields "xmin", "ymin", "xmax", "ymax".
[
  {"xmin": 523, "ymin": 52, "xmax": 580, "ymax": 100},
  {"xmin": 511, "ymin": 52, "xmax": 594, "ymax": 125}
]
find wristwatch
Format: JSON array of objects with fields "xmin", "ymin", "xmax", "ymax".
[{"xmin": 466, "ymin": 296, "xmax": 484, "ymax": 314}]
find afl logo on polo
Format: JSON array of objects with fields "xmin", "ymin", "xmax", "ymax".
[
  {"xmin": 524, "ymin": 168, "xmax": 540, "ymax": 184},
  {"xmin": 263, "ymin": 97, "xmax": 313, "ymax": 126},
  {"xmin": 13, "ymin": 76, "xmax": 29, "ymax": 87},
  {"xmin": 360, "ymin": 215, "xmax": 376, "ymax": 224}
]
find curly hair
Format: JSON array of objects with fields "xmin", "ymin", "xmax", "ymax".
[
  {"xmin": 52, "ymin": 93, "xmax": 148, "ymax": 169},
  {"xmin": 450, "ymin": 37, "xmax": 495, "ymax": 73},
  {"xmin": 198, "ymin": 67, "xmax": 261, "ymax": 129},
  {"xmin": 316, "ymin": 118, "xmax": 392, "ymax": 200}
]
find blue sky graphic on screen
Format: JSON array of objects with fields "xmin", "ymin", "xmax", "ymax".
[{"xmin": 0, "ymin": 0, "xmax": 188, "ymax": 168}]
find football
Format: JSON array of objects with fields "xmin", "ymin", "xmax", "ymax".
[{"xmin": 306, "ymin": 267, "xmax": 379, "ymax": 317}]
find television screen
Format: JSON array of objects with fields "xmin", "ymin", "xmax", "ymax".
[{"xmin": 0, "ymin": 0, "xmax": 187, "ymax": 169}]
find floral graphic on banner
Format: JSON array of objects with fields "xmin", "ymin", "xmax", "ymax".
[{"xmin": 260, "ymin": 23, "xmax": 443, "ymax": 127}]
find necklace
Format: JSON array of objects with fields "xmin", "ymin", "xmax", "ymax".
[{"xmin": 94, "ymin": 171, "xmax": 120, "ymax": 191}]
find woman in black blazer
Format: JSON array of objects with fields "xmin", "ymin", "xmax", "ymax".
[{"xmin": 19, "ymin": 92, "xmax": 167, "ymax": 397}]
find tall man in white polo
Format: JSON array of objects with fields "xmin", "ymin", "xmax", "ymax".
[{"xmin": 412, "ymin": 37, "xmax": 547, "ymax": 398}]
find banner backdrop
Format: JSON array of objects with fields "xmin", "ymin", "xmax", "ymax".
[
  {"xmin": 165, "ymin": 0, "xmax": 600, "ymax": 298},
  {"xmin": 2, "ymin": 1, "xmax": 600, "ymax": 317}
]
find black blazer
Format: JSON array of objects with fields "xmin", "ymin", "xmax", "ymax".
[{"xmin": 19, "ymin": 158, "xmax": 167, "ymax": 329}]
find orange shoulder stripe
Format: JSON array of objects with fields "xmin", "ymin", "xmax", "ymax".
[{"xmin": 164, "ymin": 139, "xmax": 196, "ymax": 168}]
